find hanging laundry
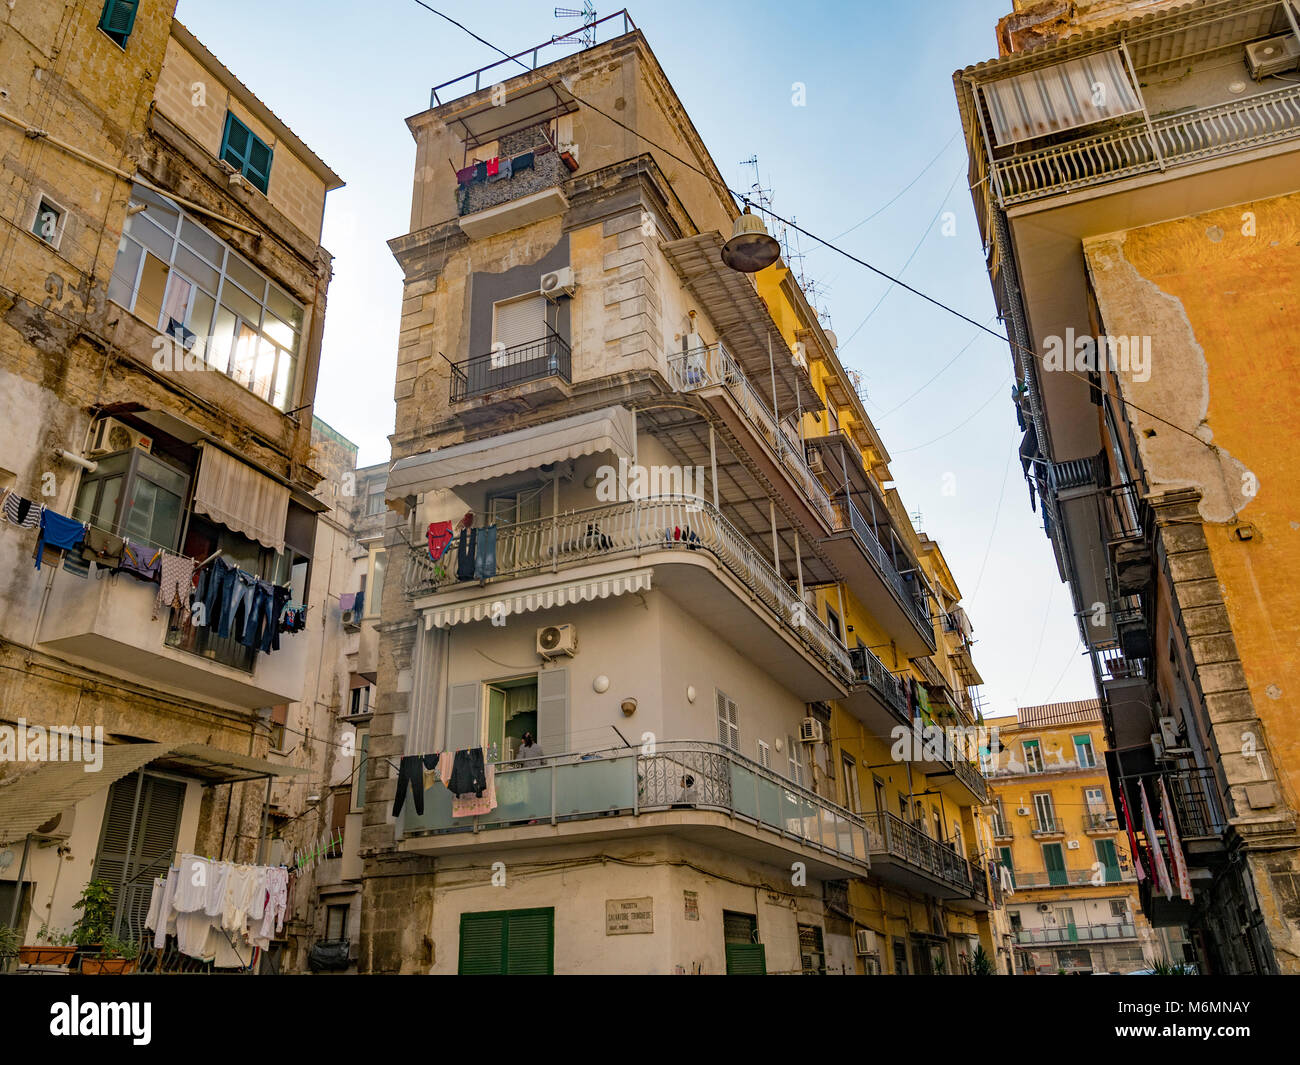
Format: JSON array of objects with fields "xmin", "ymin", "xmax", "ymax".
[
  {"xmin": 34, "ymin": 509, "xmax": 86, "ymax": 569},
  {"xmin": 427, "ymin": 520, "xmax": 455, "ymax": 561},
  {"xmin": 258, "ymin": 866, "xmax": 289, "ymax": 941},
  {"xmin": 473, "ymin": 161, "xmax": 487, "ymax": 182},
  {"xmin": 81, "ymin": 527, "xmax": 124, "ymax": 567},
  {"xmin": 487, "ymin": 156, "xmax": 512, "ymax": 182},
  {"xmin": 474, "ymin": 523, "xmax": 498, "ymax": 579},
  {"xmin": 456, "ymin": 527, "xmax": 477, "ymax": 581},
  {"xmin": 1158, "ymin": 776, "xmax": 1194, "ymax": 902},
  {"xmin": 455, "ymin": 164, "xmax": 478, "ymax": 185},
  {"xmin": 392, "ymin": 753, "xmax": 440, "ymax": 817},
  {"xmin": 116, "ymin": 540, "xmax": 163, "ymax": 583},
  {"xmin": 339, "ymin": 592, "xmax": 357, "ymax": 612},
  {"xmin": 153, "ymin": 552, "xmax": 197, "ymax": 620},
  {"xmin": 449, "ymin": 747, "xmax": 488, "ymax": 798},
  {"xmin": 485, "ymin": 156, "xmax": 500, "ymax": 177},
  {"xmin": 2, "ymin": 491, "xmax": 40, "ymax": 529},
  {"xmin": 452, "ymin": 764, "xmax": 497, "ymax": 818},
  {"xmin": 265, "ymin": 583, "xmax": 293, "ymax": 652},
  {"xmin": 1139, "ymin": 780, "xmax": 1173, "ymax": 900},
  {"xmin": 512, "ymin": 150, "xmax": 534, "ymax": 173},
  {"xmin": 1118, "ymin": 784, "xmax": 1146, "ymax": 882}
]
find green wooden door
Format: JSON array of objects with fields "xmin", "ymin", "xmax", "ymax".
[
  {"xmin": 998, "ymin": 845, "xmax": 1015, "ymax": 889},
  {"xmin": 723, "ymin": 910, "xmax": 765, "ymax": 975},
  {"xmin": 1043, "ymin": 843, "xmax": 1067, "ymax": 886},
  {"xmin": 1094, "ymin": 838, "xmax": 1121, "ymax": 883},
  {"xmin": 458, "ymin": 908, "xmax": 554, "ymax": 974}
]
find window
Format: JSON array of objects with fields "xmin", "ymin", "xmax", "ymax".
[
  {"xmin": 107, "ymin": 183, "xmax": 303, "ymax": 410},
  {"xmin": 841, "ymin": 754, "xmax": 861, "ymax": 812},
  {"xmin": 365, "ymin": 547, "xmax": 387, "ymax": 618},
  {"xmin": 715, "ymin": 690, "xmax": 739, "ymax": 751},
  {"xmin": 757, "ymin": 740, "xmax": 771, "ymax": 769},
  {"xmin": 1032, "ymin": 793, "xmax": 1056, "ymax": 832},
  {"xmin": 366, "ymin": 485, "xmax": 385, "ymax": 516},
  {"xmin": 484, "ymin": 677, "xmax": 538, "ymax": 763},
  {"xmin": 1074, "ymin": 734, "xmax": 1097, "ymax": 768},
  {"xmin": 325, "ymin": 904, "xmax": 349, "ymax": 941},
  {"xmin": 826, "ymin": 606, "xmax": 843, "ymax": 643},
  {"xmin": 998, "ymin": 845, "xmax": 1015, "ymax": 889},
  {"xmin": 32, "ymin": 196, "xmax": 64, "ymax": 247},
  {"xmin": 1110, "ymin": 899, "xmax": 1129, "ymax": 919},
  {"xmin": 798, "ymin": 924, "xmax": 826, "ymax": 974},
  {"xmin": 72, "ymin": 447, "xmax": 189, "ymax": 550},
  {"xmin": 268, "ymin": 704, "xmax": 288, "ymax": 751},
  {"xmin": 99, "ymin": 0, "xmax": 139, "ymax": 47},
  {"xmin": 491, "ymin": 294, "xmax": 548, "ymax": 364},
  {"xmin": 892, "ymin": 939, "xmax": 909, "ymax": 976},
  {"xmin": 349, "ymin": 727, "xmax": 369, "ymax": 813},
  {"xmin": 1022, "ymin": 739, "xmax": 1044, "ymax": 773},
  {"xmin": 723, "ymin": 911, "xmax": 765, "ymax": 975},
  {"xmin": 872, "ymin": 775, "xmax": 886, "ymax": 814},
  {"xmin": 993, "ymin": 797, "xmax": 1008, "ymax": 835},
  {"xmin": 787, "ymin": 735, "xmax": 805, "ymax": 786},
  {"xmin": 486, "ymin": 485, "xmax": 543, "ymax": 571},
  {"xmin": 458, "ymin": 908, "xmax": 554, "ymax": 975},
  {"xmin": 219, "ymin": 112, "xmax": 274, "ymax": 194},
  {"xmin": 349, "ymin": 684, "xmax": 372, "ymax": 717}
]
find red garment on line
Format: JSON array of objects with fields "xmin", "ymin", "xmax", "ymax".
[{"xmin": 427, "ymin": 521, "xmax": 455, "ymax": 561}]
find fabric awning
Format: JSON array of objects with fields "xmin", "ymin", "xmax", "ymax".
[
  {"xmin": 421, "ymin": 568, "xmax": 653, "ymax": 628},
  {"xmin": 148, "ymin": 743, "xmax": 309, "ymax": 784},
  {"xmin": 388, "ymin": 405, "xmax": 637, "ymax": 495},
  {"xmin": 982, "ymin": 49, "xmax": 1141, "ymax": 146},
  {"xmin": 193, "ymin": 442, "xmax": 290, "ymax": 552},
  {"xmin": 0, "ymin": 743, "xmax": 170, "ymax": 846}
]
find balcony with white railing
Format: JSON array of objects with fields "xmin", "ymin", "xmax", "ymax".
[
  {"xmin": 403, "ymin": 495, "xmax": 853, "ymax": 684},
  {"xmin": 399, "ymin": 740, "xmax": 872, "ymax": 878},
  {"xmin": 666, "ymin": 344, "xmax": 835, "ymax": 530},
  {"xmin": 1016, "ymin": 922, "xmax": 1137, "ymax": 945},
  {"xmin": 992, "ymin": 82, "xmax": 1300, "ymax": 206}
]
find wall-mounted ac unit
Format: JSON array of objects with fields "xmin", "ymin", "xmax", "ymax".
[
  {"xmin": 88, "ymin": 417, "xmax": 152, "ymax": 457},
  {"xmin": 1245, "ymin": 35, "xmax": 1300, "ymax": 79},
  {"xmin": 854, "ymin": 929, "xmax": 879, "ymax": 956},
  {"xmin": 540, "ymin": 267, "xmax": 576, "ymax": 301},
  {"xmin": 799, "ymin": 717, "xmax": 824, "ymax": 743},
  {"xmin": 537, "ymin": 623, "xmax": 577, "ymax": 659},
  {"xmin": 807, "ymin": 449, "xmax": 824, "ymax": 473},
  {"xmin": 34, "ymin": 806, "xmax": 75, "ymax": 843},
  {"xmin": 1158, "ymin": 715, "xmax": 1192, "ymax": 754},
  {"xmin": 1016, "ymin": 807, "xmax": 1030, "ymax": 816},
  {"xmin": 341, "ymin": 608, "xmax": 361, "ymax": 632},
  {"xmin": 1038, "ymin": 903, "xmax": 1051, "ymax": 912},
  {"xmin": 1066, "ymin": 840, "xmax": 1080, "ymax": 850}
]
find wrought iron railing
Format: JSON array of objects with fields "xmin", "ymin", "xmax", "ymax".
[
  {"xmin": 449, "ymin": 332, "xmax": 571, "ymax": 401},
  {"xmin": 403, "ymin": 495, "xmax": 853, "ymax": 681},
  {"xmin": 952, "ymin": 758, "xmax": 990, "ymax": 804},
  {"xmin": 848, "ymin": 644, "xmax": 909, "ymax": 722},
  {"xmin": 1083, "ymin": 810, "xmax": 1117, "ymax": 831},
  {"xmin": 830, "ymin": 495, "xmax": 932, "ymax": 638},
  {"xmin": 993, "ymin": 83, "xmax": 1300, "ymax": 204},
  {"xmin": 862, "ymin": 811, "xmax": 977, "ymax": 894},
  {"xmin": 667, "ymin": 343, "xmax": 835, "ymax": 528},
  {"xmin": 402, "ymin": 740, "xmax": 872, "ymax": 869},
  {"xmin": 1030, "ymin": 817, "xmax": 1066, "ymax": 837},
  {"xmin": 1014, "ymin": 868, "xmax": 1134, "ymax": 887}
]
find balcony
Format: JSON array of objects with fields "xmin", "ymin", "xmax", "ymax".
[
  {"xmin": 991, "ymin": 818, "xmax": 1014, "ymax": 841},
  {"xmin": 667, "ymin": 344, "xmax": 835, "ymax": 530},
  {"xmin": 844, "ymin": 644, "xmax": 910, "ymax": 736},
  {"xmin": 400, "ymin": 740, "xmax": 872, "ymax": 879},
  {"xmin": 825, "ymin": 495, "xmax": 934, "ymax": 655},
  {"xmin": 403, "ymin": 495, "xmax": 853, "ymax": 686},
  {"xmin": 861, "ymin": 812, "xmax": 988, "ymax": 908},
  {"xmin": 1029, "ymin": 817, "xmax": 1066, "ymax": 839},
  {"xmin": 1013, "ymin": 868, "xmax": 1135, "ymax": 888},
  {"xmin": 991, "ymin": 83, "xmax": 1300, "ymax": 206},
  {"xmin": 449, "ymin": 330, "xmax": 572, "ymax": 403},
  {"xmin": 1016, "ymin": 923, "xmax": 1137, "ymax": 945},
  {"xmin": 1083, "ymin": 810, "xmax": 1117, "ymax": 834},
  {"xmin": 35, "ymin": 559, "xmax": 309, "ymax": 710}
]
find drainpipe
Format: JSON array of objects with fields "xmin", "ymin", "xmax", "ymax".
[{"xmin": 7, "ymin": 834, "xmax": 32, "ymax": 932}]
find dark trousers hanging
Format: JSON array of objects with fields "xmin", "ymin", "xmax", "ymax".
[{"xmin": 392, "ymin": 754, "xmax": 440, "ymax": 817}]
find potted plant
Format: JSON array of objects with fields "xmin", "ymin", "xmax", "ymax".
[
  {"xmin": 971, "ymin": 944, "xmax": 995, "ymax": 975},
  {"xmin": 0, "ymin": 924, "xmax": 20, "ymax": 972},
  {"xmin": 71, "ymin": 878, "xmax": 116, "ymax": 954},
  {"xmin": 20, "ymin": 926, "xmax": 77, "ymax": 967},
  {"xmin": 81, "ymin": 934, "xmax": 139, "ymax": 975}
]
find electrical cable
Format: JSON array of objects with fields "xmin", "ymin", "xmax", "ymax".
[{"xmin": 831, "ymin": 132, "xmax": 960, "ymax": 241}]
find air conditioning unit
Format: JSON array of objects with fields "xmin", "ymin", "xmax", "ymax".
[
  {"xmin": 341, "ymin": 608, "xmax": 361, "ymax": 632},
  {"xmin": 1159, "ymin": 715, "xmax": 1192, "ymax": 754},
  {"xmin": 1151, "ymin": 732, "xmax": 1167, "ymax": 760},
  {"xmin": 34, "ymin": 806, "xmax": 75, "ymax": 843},
  {"xmin": 854, "ymin": 929, "xmax": 879, "ymax": 956},
  {"xmin": 799, "ymin": 717, "xmax": 824, "ymax": 743},
  {"xmin": 537, "ymin": 623, "xmax": 577, "ymax": 658},
  {"xmin": 540, "ymin": 266, "xmax": 576, "ymax": 301},
  {"xmin": 807, "ymin": 449, "xmax": 824, "ymax": 473},
  {"xmin": 88, "ymin": 417, "xmax": 152, "ymax": 457},
  {"xmin": 1016, "ymin": 807, "xmax": 1030, "ymax": 817},
  {"xmin": 1245, "ymin": 35, "xmax": 1300, "ymax": 79},
  {"xmin": 1038, "ymin": 903, "xmax": 1051, "ymax": 913},
  {"xmin": 1066, "ymin": 840, "xmax": 1080, "ymax": 850}
]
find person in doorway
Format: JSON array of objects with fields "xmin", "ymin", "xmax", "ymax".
[{"xmin": 517, "ymin": 732, "xmax": 544, "ymax": 765}]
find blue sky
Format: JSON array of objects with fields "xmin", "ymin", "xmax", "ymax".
[{"xmin": 175, "ymin": 0, "xmax": 1095, "ymax": 716}]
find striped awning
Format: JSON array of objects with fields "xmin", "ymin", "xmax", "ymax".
[
  {"xmin": 422, "ymin": 569, "xmax": 653, "ymax": 629},
  {"xmin": 982, "ymin": 49, "xmax": 1142, "ymax": 145}
]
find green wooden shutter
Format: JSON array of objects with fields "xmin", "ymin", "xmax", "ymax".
[
  {"xmin": 100, "ymin": 0, "xmax": 140, "ymax": 44},
  {"xmin": 1095, "ymin": 838, "xmax": 1121, "ymax": 883},
  {"xmin": 725, "ymin": 943, "xmax": 767, "ymax": 974},
  {"xmin": 458, "ymin": 908, "xmax": 554, "ymax": 974},
  {"xmin": 537, "ymin": 668, "xmax": 568, "ymax": 757},
  {"xmin": 1043, "ymin": 842, "xmax": 1067, "ymax": 886},
  {"xmin": 458, "ymin": 912, "xmax": 505, "ymax": 974},
  {"xmin": 244, "ymin": 137, "xmax": 273, "ymax": 194}
]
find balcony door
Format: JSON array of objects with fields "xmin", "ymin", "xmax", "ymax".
[
  {"xmin": 1084, "ymin": 786, "xmax": 1107, "ymax": 829},
  {"xmin": 484, "ymin": 677, "xmax": 539, "ymax": 764},
  {"xmin": 486, "ymin": 485, "xmax": 543, "ymax": 574},
  {"xmin": 1042, "ymin": 843, "xmax": 1067, "ymax": 886},
  {"xmin": 94, "ymin": 771, "xmax": 186, "ymax": 939},
  {"xmin": 1033, "ymin": 792, "xmax": 1055, "ymax": 832},
  {"xmin": 1094, "ymin": 838, "xmax": 1121, "ymax": 884}
]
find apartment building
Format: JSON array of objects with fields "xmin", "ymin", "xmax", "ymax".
[
  {"xmin": 0, "ymin": 0, "xmax": 342, "ymax": 966},
  {"xmin": 986, "ymin": 700, "xmax": 1184, "ymax": 973},
  {"xmin": 955, "ymin": 0, "xmax": 1300, "ymax": 973},
  {"xmin": 362, "ymin": 13, "xmax": 999, "ymax": 975}
]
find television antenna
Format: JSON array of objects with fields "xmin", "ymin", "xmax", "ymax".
[{"xmin": 554, "ymin": 3, "xmax": 597, "ymax": 47}]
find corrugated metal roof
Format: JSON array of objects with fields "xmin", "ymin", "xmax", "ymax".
[{"xmin": 1016, "ymin": 699, "xmax": 1104, "ymax": 728}]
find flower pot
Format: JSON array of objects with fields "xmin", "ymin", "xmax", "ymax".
[
  {"xmin": 19, "ymin": 945, "xmax": 76, "ymax": 966},
  {"xmin": 80, "ymin": 957, "xmax": 137, "ymax": 975}
]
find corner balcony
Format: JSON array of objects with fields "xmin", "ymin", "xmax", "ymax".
[
  {"xmin": 35, "ymin": 560, "xmax": 309, "ymax": 710},
  {"xmin": 1016, "ymin": 922, "xmax": 1137, "ymax": 945},
  {"xmin": 399, "ymin": 740, "xmax": 872, "ymax": 880},
  {"xmin": 403, "ymin": 495, "xmax": 854, "ymax": 691},
  {"xmin": 861, "ymin": 811, "xmax": 989, "ymax": 909},
  {"xmin": 449, "ymin": 330, "xmax": 572, "ymax": 404},
  {"xmin": 666, "ymin": 344, "xmax": 836, "ymax": 534},
  {"xmin": 992, "ymin": 82, "xmax": 1300, "ymax": 206}
]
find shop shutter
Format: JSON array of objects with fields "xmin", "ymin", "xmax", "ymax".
[
  {"xmin": 492, "ymin": 295, "xmax": 546, "ymax": 351},
  {"xmin": 724, "ymin": 943, "xmax": 767, "ymax": 975}
]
